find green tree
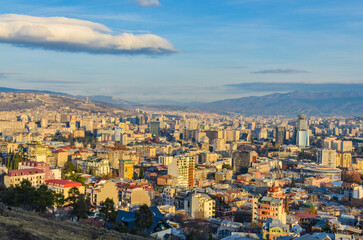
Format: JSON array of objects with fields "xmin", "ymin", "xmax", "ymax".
[
  {"xmin": 34, "ymin": 185, "xmax": 54, "ymax": 212},
  {"xmin": 53, "ymin": 192, "xmax": 65, "ymax": 208},
  {"xmin": 7, "ymin": 152, "xmax": 14, "ymax": 170},
  {"xmin": 135, "ymin": 204, "xmax": 153, "ymax": 232},
  {"xmin": 138, "ymin": 168, "xmax": 144, "ymax": 179},
  {"xmin": 65, "ymin": 173, "xmax": 87, "ymax": 186},
  {"xmin": 222, "ymin": 163, "xmax": 233, "ymax": 170},
  {"xmin": 0, "ymin": 180, "xmax": 56, "ymax": 213},
  {"xmin": 69, "ymin": 194, "xmax": 91, "ymax": 221},
  {"xmin": 99, "ymin": 198, "xmax": 117, "ymax": 227},
  {"xmin": 291, "ymin": 177, "xmax": 296, "ymax": 188},
  {"xmin": 115, "ymin": 223, "xmax": 129, "ymax": 233},
  {"xmin": 66, "ymin": 187, "xmax": 80, "ymax": 205},
  {"xmin": 17, "ymin": 180, "xmax": 36, "ymax": 209},
  {"xmin": 62, "ymin": 161, "xmax": 76, "ymax": 176},
  {"xmin": 0, "ymin": 186, "xmax": 16, "ymax": 206},
  {"xmin": 5, "ymin": 152, "xmax": 27, "ymax": 170}
]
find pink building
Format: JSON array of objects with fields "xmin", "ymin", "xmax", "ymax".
[
  {"xmin": 19, "ymin": 161, "xmax": 60, "ymax": 180},
  {"xmin": 304, "ymin": 176, "xmax": 330, "ymax": 187}
]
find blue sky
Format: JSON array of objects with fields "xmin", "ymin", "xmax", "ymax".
[{"xmin": 0, "ymin": 0, "xmax": 362, "ymax": 103}]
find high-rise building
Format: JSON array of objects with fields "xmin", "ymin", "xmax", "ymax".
[
  {"xmin": 232, "ymin": 150, "xmax": 258, "ymax": 174},
  {"xmin": 336, "ymin": 152, "xmax": 352, "ymax": 168},
  {"xmin": 317, "ymin": 148, "xmax": 337, "ymax": 168},
  {"xmin": 258, "ymin": 128, "xmax": 268, "ymax": 139},
  {"xmin": 295, "ymin": 115, "xmax": 309, "ymax": 147},
  {"xmin": 297, "ymin": 114, "xmax": 308, "ymax": 131},
  {"xmin": 149, "ymin": 121, "xmax": 161, "ymax": 135},
  {"xmin": 168, "ymin": 156, "xmax": 195, "ymax": 187},
  {"xmin": 114, "ymin": 127, "xmax": 123, "ymax": 142},
  {"xmin": 119, "ymin": 159, "xmax": 134, "ymax": 179},
  {"xmin": 205, "ymin": 130, "xmax": 222, "ymax": 144},
  {"xmin": 213, "ymin": 138, "xmax": 226, "ymax": 151},
  {"xmin": 158, "ymin": 155, "xmax": 174, "ymax": 166},
  {"xmin": 275, "ymin": 126, "xmax": 286, "ymax": 145},
  {"xmin": 341, "ymin": 141, "xmax": 353, "ymax": 152},
  {"xmin": 186, "ymin": 119, "xmax": 198, "ymax": 130}
]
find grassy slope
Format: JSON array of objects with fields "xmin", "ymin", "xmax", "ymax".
[{"xmin": 0, "ymin": 208, "xmax": 146, "ymax": 240}]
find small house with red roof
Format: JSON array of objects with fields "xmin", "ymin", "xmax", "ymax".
[{"xmin": 46, "ymin": 179, "xmax": 85, "ymax": 201}]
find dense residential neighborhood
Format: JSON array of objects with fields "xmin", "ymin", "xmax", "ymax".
[{"xmin": 0, "ymin": 92, "xmax": 362, "ymax": 239}]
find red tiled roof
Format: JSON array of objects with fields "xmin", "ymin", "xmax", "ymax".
[
  {"xmin": 53, "ymin": 149, "xmax": 66, "ymax": 153},
  {"xmin": 46, "ymin": 179, "xmax": 82, "ymax": 188},
  {"xmin": 158, "ymin": 174, "xmax": 173, "ymax": 179}
]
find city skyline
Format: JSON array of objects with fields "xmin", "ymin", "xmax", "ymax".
[{"xmin": 1, "ymin": 0, "xmax": 363, "ymax": 102}]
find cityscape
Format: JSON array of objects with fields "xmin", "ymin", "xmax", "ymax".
[{"xmin": 1, "ymin": 1, "xmax": 363, "ymax": 240}]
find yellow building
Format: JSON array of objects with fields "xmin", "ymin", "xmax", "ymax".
[
  {"xmin": 27, "ymin": 142, "xmax": 52, "ymax": 164},
  {"xmin": 119, "ymin": 122, "xmax": 129, "ymax": 131},
  {"xmin": 262, "ymin": 218, "xmax": 290, "ymax": 240},
  {"xmin": 54, "ymin": 149, "xmax": 69, "ymax": 168},
  {"xmin": 352, "ymin": 157, "xmax": 363, "ymax": 170},
  {"xmin": 3, "ymin": 169, "xmax": 45, "ymax": 187},
  {"xmin": 158, "ymin": 205, "xmax": 176, "ymax": 215},
  {"xmin": 119, "ymin": 159, "xmax": 134, "ymax": 179},
  {"xmin": 86, "ymin": 180, "xmax": 119, "ymax": 206},
  {"xmin": 188, "ymin": 192, "xmax": 215, "ymax": 219},
  {"xmin": 73, "ymin": 129, "xmax": 85, "ymax": 138},
  {"xmin": 336, "ymin": 152, "xmax": 352, "ymax": 168}
]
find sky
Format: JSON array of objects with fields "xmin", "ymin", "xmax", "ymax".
[{"xmin": 0, "ymin": 0, "xmax": 363, "ymax": 104}]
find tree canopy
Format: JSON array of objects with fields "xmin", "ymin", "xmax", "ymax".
[
  {"xmin": 99, "ymin": 198, "xmax": 117, "ymax": 227},
  {"xmin": 222, "ymin": 163, "xmax": 233, "ymax": 170},
  {"xmin": 135, "ymin": 204, "xmax": 153, "ymax": 232},
  {"xmin": 65, "ymin": 173, "xmax": 87, "ymax": 186},
  {"xmin": 62, "ymin": 161, "xmax": 76, "ymax": 175},
  {"xmin": 0, "ymin": 179, "xmax": 62, "ymax": 213},
  {"xmin": 6, "ymin": 152, "xmax": 27, "ymax": 170},
  {"xmin": 69, "ymin": 194, "xmax": 91, "ymax": 221}
]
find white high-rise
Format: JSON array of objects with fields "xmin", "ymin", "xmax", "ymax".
[
  {"xmin": 318, "ymin": 148, "xmax": 337, "ymax": 168},
  {"xmin": 296, "ymin": 114, "xmax": 309, "ymax": 147}
]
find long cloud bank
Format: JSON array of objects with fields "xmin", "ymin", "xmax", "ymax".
[{"xmin": 0, "ymin": 14, "xmax": 177, "ymax": 55}]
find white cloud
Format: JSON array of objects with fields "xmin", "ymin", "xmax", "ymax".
[
  {"xmin": 0, "ymin": 14, "xmax": 176, "ymax": 55},
  {"xmin": 132, "ymin": 0, "xmax": 161, "ymax": 7},
  {"xmin": 252, "ymin": 69, "xmax": 308, "ymax": 74}
]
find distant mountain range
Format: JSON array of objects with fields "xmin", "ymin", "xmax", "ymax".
[
  {"xmin": 0, "ymin": 87, "xmax": 72, "ymax": 97},
  {"xmin": 0, "ymin": 87, "xmax": 361, "ymax": 116},
  {"xmin": 198, "ymin": 91, "xmax": 363, "ymax": 116}
]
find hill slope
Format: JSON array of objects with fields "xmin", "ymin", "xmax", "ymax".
[
  {"xmin": 0, "ymin": 207, "xmax": 146, "ymax": 240},
  {"xmin": 199, "ymin": 91, "xmax": 363, "ymax": 116},
  {"xmin": 0, "ymin": 87, "xmax": 72, "ymax": 97},
  {"xmin": 0, "ymin": 92, "xmax": 125, "ymax": 114}
]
